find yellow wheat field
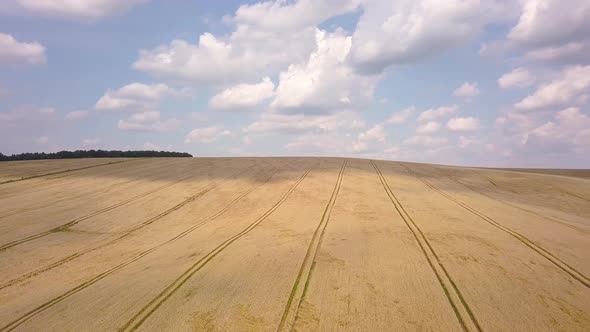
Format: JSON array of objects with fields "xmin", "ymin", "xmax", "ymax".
[{"xmin": 0, "ymin": 157, "xmax": 589, "ymax": 331}]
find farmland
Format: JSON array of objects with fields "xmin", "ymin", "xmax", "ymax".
[{"xmin": 0, "ymin": 157, "xmax": 589, "ymax": 331}]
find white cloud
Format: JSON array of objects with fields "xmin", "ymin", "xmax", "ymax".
[
  {"xmin": 185, "ymin": 126, "xmax": 230, "ymax": 144},
  {"xmin": 524, "ymin": 41, "xmax": 590, "ymax": 63},
  {"xmin": 12, "ymin": 0, "xmax": 148, "ymax": 21},
  {"xmin": 417, "ymin": 105, "xmax": 458, "ymax": 122},
  {"xmin": 447, "ymin": 117, "xmax": 481, "ymax": 131},
  {"xmin": 459, "ymin": 136, "xmax": 479, "ymax": 148},
  {"xmin": 349, "ymin": 0, "xmax": 511, "ymax": 73},
  {"xmin": 498, "ymin": 67, "xmax": 533, "ymax": 89},
  {"xmin": 522, "ymin": 107, "xmax": 590, "ymax": 152},
  {"xmin": 416, "ymin": 121, "xmax": 441, "ymax": 134},
  {"xmin": 270, "ymin": 29, "xmax": 377, "ymax": 113},
  {"xmin": 244, "ymin": 111, "xmax": 365, "ymax": 135},
  {"xmin": 117, "ymin": 111, "xmax": 179, "ymax": 132},
  {"xmin": 403, "ymin": 135, "xmax": 448, "ymax": 147},
  {"xmin": 133, "ymin": 1, "xmax": 362, "ymax": 85},
  {"xmin": 95, "ymin": 82, "xmax": 184, "ymax": 112},
  {"xmin": 387, "ymin": 107, "xmax": 415, "ymax": 124},
  {"xmin": 508, "ymin": 0, "xmax": 590, "ymax": 48},
  {"xmin": 232, "ymin": 0, "xmax": 360, "ymax": 31},
  {"xmin": 82, "ymin": 138, "xmax": 100, "ymax": 147},
  {"xmin": 347, "ymin": 141, "xmax": 369, "ymax": 153},
  {"xmin": 0, "ymin": 32, "xmax": 46, "ymax": 65},
  {"xmin": 358, "ymin": 124, "xmax": 385, "ymax": 142},
  {"xmin": 65, "ymin": 110, "xmax": 90, "ymax": 120},
  {"xmin": 209, "ymin": 77, "xmax": 275, "ymax": 111},
  {"xmin": 515, "ymin": 65, "xmax": 590, "ymax": 111},
  {"xmin": 453, "ymin": 82, "xmax": 480, "ymax": 98}
]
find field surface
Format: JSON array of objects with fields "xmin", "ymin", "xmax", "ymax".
[{"xmin": 0, "ymin": 157, "xmax": 589, "ymax": 331}]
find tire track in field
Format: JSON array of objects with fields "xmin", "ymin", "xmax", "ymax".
[
  {"xmin": 118, "ymin": 163, "xmax": 316, "ymax": 332},
  {"xmin": 444, "ymin": 170, "xmax": 590, "ymax": 235},
  {"xmin": 371, "ymin": 161, "xmax": 481, "ymax": 332},
  {"xmin": 401, "ymin": 163, "xmax": 590, "ymax": 289},
  {"xmin": 0, "ymin": 171, "xmax": 198, "ymax": 252},
  {"xmin": 0, "ymin": 159, "xmax": 135, "ymax": 185},
  {"xmin": 277, "ymin": 160, "xmax": 346, "ymax": 332},
  {"xmin": 0, "ymin": 158, "xmax": 150, "ymax": 201},
  {"xmin": 0, "ymin": 164, "xmax": 258, "ymax": 291},
  {"xmin": 0, "ymin": 158, "xmax": 214, "ymax": 250},
  {"xmin": 0, "ymin": 160, "xmax": 177, "ymax": 219},
  {"xmin": 0, "ymin": 167, "xmax": 280, "ymax": 332},
  {"xmin": 556, "ymin": 187, "xmax": 590, "ymax": 203}
]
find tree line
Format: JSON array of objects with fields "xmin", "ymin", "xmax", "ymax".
[{"xmin": 0, "ymin": 150, "xmax": 193, "ymax": 161}]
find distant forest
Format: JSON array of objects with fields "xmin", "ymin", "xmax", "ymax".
[{"xmin": 0, "ymin": 150, "xmax": 193, "ymax": 161}]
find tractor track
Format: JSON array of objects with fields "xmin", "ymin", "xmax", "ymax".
[
  {"xmin": 0, "ymin": 157, "xmax": 222, "ymax": 251},
  {"xmin": 118, "ymin": 163, "xmax": 316, "ymax": 332},
  {"xmin": 0, "ymin": 164, "xmax": 276, "ymax": 331},
  {"xmin": 277, "ymin": 160, "xmax": 347, "ymax": 332},
  {"xmin": 0, "ymin": 172, "xmax": 198, "ymax": 252},
  {"xmin": 0, "ymin": 159, "xmax": 181, "ymax": 219},
  {"xmin": 0, "ymin": 159, "xmax": 136, "ymax": 185},
  {"xmin": 401, "ymin": 163, "xmax": 590, "ymax": 289},
  {"xmin": 0, "ymin": 164, "xmax": 259, "ymax": 291},
  {"xmin": 372, "ymin": 161, "xmax": 482, "ymax": 332},
  {"xmin": 444, "ymin": 170, "xmax": 590, "ymax": 235}
]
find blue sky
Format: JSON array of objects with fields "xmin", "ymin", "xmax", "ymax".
[{"xmin": 1, "ymin": 0, "xmax": 589, "ymax": 168}]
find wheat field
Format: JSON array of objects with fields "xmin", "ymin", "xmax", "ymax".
[{"xmin": 0, "ymin": 157, "xmax": 589, "ymax": 331}]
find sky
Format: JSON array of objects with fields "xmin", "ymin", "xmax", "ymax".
[{"xmin": 0, "ymin": 0, "xmax": 589, "ymax": 168}]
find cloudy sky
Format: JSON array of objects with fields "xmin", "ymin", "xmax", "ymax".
[{"xmin": 1, "ymin": 0, "xmax": 589, "ymax": 167}]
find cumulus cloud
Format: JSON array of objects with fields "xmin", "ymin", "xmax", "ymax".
[
  {"xmin": 244, "ymin": 111, "xmax": 364, "ymax": 135},
  {"xmin": 117, "ymin": 111, "xmax": 179, "ymax": 132},
  {"xmin": 349, "ymin": 0, "xmax": 510, "ymax": 73},
  {"xmin": 0, "ymin": 106, "xmax": 56, "ymax": 128},
  {"xmin": 185, "ymin": 126, "xmax": 231, "ymax": 144},
  {"xmin": 508, "ymin": 0, "xmax": 590, "ymax": 48},
  {"xmin": 416, "ymin": 121, "xmax": 441, "ymax": 134},
  {"xmin": 505, "ymin": 0, "xmax": 590, "ymax": 64},
  {"xmin": 209, "ymin": 77, "xmax": 275, "ymax": 111},
  {"xmin": 515, "ymin": 65, "xmax": 590, "ymax": 111},
  {"xmin": 498, "ymin": 67, "xmax": 533, "ymax": 89},
  {"xmin": 270, "ymin": 29, "xmax": 378, "ymax": 113},
  {"xmin": 387, "ymin": 107, "xmax": 415, "ymax": 124},
  {"xmin": 11, "ymin": 0, "xmax": 148, "ymax": 21},
  {"xmin": 459, "ymin": 136, "xmax": 479, "ymax": 148},
  {"xmin": 417, "ymin": 105, "xmax": 458, "ymax": 122},
  {"xmin": 133, "ymin": 1, "xmax": 359, "ymax": 85},
  {"xmin": 447, "ymin": 117, "xmax": 481, "ymax": 131},
  {"xmin": 95, "ymin": 82, "xmax": 184, "ymax": 112},
  {"xmin": 522, "ymin": 107, "xmax": 590, "ymax": 152},
  {"xmin": 65, "ymin": 110, "xmax": 90, "ymax": 120},
  {"xmin": 403, "ymin": 135, "xmax": 448, "ymax": 147},
  {"xmin": 0, "ymin": 32, "xmax": 46, "ymax": 65},
  {"xmin": 453, "ymin": 82, "xmax": 480, "ymax": 99},
  {"xmin": 358, "ymin": 124, "xmax": 386, "ymax": 142}
]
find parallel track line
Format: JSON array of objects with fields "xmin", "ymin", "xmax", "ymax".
[
  {"xmin": 401, "ymin": 164, "xmax": 590, "ymax": 289},
  {"xmin": 119, "ymin": 164, "xmax": 316, "ymax": 332},
  {"xmin": 0, "ymin": 159, "xmax": 135, "ymax": 185},
  {"xmin": 277, "ymin": 160, "xmax": 346, "ymax": 332},
  {"xmin": 0, "ymin": 165, "xmax": 273, "ymax": 331},
  {"xmin": 0, "ymin": 164, "xmax": 257, "ymax": 290},
  {"xmin": 372, "ymin": 161, "xmax": 482, "ymax": 332}
]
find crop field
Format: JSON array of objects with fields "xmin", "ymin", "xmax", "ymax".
[{"xmin": 0, "ymin": 157, "xmax": 589, "ymax": 331}]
